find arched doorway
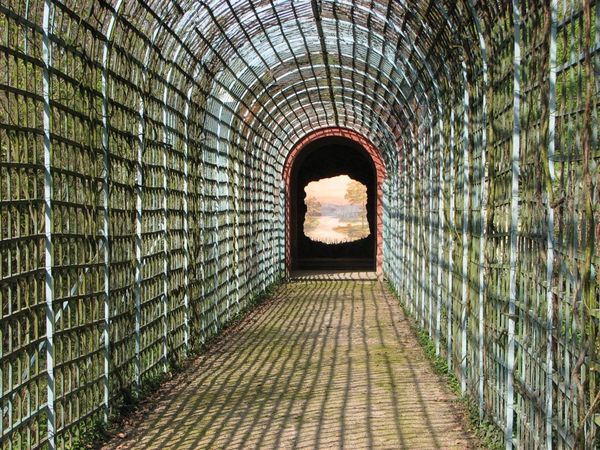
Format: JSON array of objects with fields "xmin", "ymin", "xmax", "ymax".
[{"xmin": 283, "ymin": 128, "xmax": 385, "ymax": 275}]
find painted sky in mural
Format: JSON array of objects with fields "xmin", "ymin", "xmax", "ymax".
[{"xmin": 304, "ymin": 175, "xmax": 370, "ymax": 244}]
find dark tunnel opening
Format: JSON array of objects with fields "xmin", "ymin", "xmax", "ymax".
[{"xmin": 290, "ymin": 136, "xmax": 378, "ymax": 271}]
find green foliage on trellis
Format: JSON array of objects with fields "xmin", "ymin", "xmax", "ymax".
[
  {"xmin": 1, "ymin": 1, "xmax": 599, "ymax": 449},
  {"xmin": 385, "ymin": 2, "xmax": 600, "ymax": 449}
]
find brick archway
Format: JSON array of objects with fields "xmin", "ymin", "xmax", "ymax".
[{"xmin": 283, "ymin": 127, "xmax": 386, "ymax": 275}]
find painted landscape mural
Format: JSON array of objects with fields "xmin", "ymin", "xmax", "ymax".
[{"xmin": 303, "ymin": 175, "xmax": 370, "ymax": 244}]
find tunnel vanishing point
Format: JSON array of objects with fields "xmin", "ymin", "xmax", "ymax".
[{"xmin": 1, "ymin": 1, "xmax": 600, "ymax": 449}]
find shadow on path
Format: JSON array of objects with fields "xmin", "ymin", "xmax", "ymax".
[{"xmin": 102, "ymin": 275, "xmax": 475, "ymax": 449}]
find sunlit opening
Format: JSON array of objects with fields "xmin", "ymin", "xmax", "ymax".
[{"xmin": 303, "ymin": 175, "xmax": 370, "ymax": 244}]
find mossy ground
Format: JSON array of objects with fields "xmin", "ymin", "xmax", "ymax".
[{"xmin": 101, "ymin": 277, "xmax": 477, "ymax": 449}]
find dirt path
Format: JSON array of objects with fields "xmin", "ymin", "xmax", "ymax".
[{"xmin": 102, "ymin": 277, "xmax": 476, "ymax": 449}]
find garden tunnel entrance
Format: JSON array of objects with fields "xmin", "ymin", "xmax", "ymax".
[
  {"xmin": 1, "ymin": 1, "xmax": 599, "ymax": 448},
  {"xmin": 284, "ymin": 130, "xmax": 385, "ymax": 273}
]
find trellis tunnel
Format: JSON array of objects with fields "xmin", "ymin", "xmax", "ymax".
[{"xmin": 1, "ymin": 0, "xmax": 599, "ymax": 448}]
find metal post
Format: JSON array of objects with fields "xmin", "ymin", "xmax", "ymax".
[
  {"xmin": 478, "ymin": 65, "xmax": 489, "ymax": 421},
  {"xmin": 136, "ymin": 24, "xmax": 161, "ymax": 386},
  {"xmin": 135, "ymin": 90, "xmax": 144, "ymax": 386},
  {"xmin": 419, "ymin": 134, "xmax": 426, "ymax": 328},
  {"xmin": 404, "ymin": 129, "xmax": 417, "ymax": 301},
  {"xmin": 448, "ymin": 108, "xmax": 456, "ymax": 371},
  {"xmin": 279, "ymin": 181, "xmax": 286, "ymax": 277},
  {"xmin": 428, "ymin": 125, "xmax": 434, "ymax": 339},
  {"xmin": 213, "ymin": 126, "xmax": 220, "ymax": 331},
  {"xmin": 461, "ymin": 61, "xmax": 470, "ymax": 395},
  {"xmin": 198, "ymin": 133, "xmax": 207, "ymax": 341},
  {"xmin": 101, "ymin": 0, "xmax": 123, "ymax": 421},
  {"xmin": 183, "ymin": 85, "xmax": 193, "ymax": 353},
  {"xmin": 230, "ymin": 130, "xmax": 241, "ymax": 312},
  {"xmin": 401, "ymin": 153, "xmax": 408, "ymax": 298},
  {"xmin": 215, "ymin": 100, "xmax": 231, "ymax": 320},
  {"xmin": 545, "ymin": 1, "xmax": 558, "ymax": 447},
  {"xmin": 466, "ymin": 0, "xmax": 490, "ymax": 418},
  {"xmin": 162, "ymin": 127, "xmax": 169, "ymax": 373},
  {"xmin": 411, "ymin": 137, "xmax": 416, "ymax": 314},
  {"xmin": 506, "ymin": 1, "xmax": 522, "ymax": 446},
  {"xmin": 260, "ymin": 145, "xmax": 265, "ymax": 289},
  {"xmin": 436, "ymin": 112, "xmax": 445, "ymax": 357},
  {"xmin": 161, "ymin": 46, "xmax": 184, "ymax": 370},
  {"xmin": 162, "ymin": 142, "xmax": 168, "ymax": 372},
  {"xmin": 42, "ymin": 1, "xmax": 55, "ymax": 447},
  {"xmin": 416, "ymin": 132, "xmax": 423, "ymax": 321}
]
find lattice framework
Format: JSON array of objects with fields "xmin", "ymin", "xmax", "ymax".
[{"xmin": 1, "ymin": 0, "xmax": 599, "ymax": 448}]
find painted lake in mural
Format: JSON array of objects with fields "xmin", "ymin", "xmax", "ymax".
[{"xmin": 303, "ymin": 175, "xmax": 370, "ymax": 244}]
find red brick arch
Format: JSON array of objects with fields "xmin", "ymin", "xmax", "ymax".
[{"xmin": 283, "ymin": 127, "xmax": 386, "ymax": 275}]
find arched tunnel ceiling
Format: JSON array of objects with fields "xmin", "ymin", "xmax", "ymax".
[{"xmin": 99, "ymin": 0, "xmax": 494, "ymax": 170}]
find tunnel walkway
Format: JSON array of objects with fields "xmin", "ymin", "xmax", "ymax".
[{"xmin": 102, "ymin": 275, "xmax": 475, "ymax": 449}]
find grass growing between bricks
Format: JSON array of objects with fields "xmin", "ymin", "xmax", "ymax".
[{"xmin": 385, "ymin": 279, "xmax": 503, "ymax": 450}]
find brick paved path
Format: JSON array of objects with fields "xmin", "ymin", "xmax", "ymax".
[{"xmin": 103, "ymin": 276, "xmax": 476, "ymax": 449}]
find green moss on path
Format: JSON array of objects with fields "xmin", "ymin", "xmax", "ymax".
[{"xmin": 102, "ymin": 278, "xmax": 477, "ymax": 449}]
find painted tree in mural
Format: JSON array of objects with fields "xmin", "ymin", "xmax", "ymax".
[
  {"xmin": 305, "ymin": 196, "xmax": 321, "ymax": 232},
  {"xmin": 345, "ymin": 180, "xmax": 367, "ymax": 230}
]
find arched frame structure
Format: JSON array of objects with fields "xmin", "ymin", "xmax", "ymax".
[
  {"xmin": 0, "ymin": 1, "xmax": 598, "ymax": 449},
  {"xmin": 282, "ymin": 127, "xmax": 387, "ymax": 275}
]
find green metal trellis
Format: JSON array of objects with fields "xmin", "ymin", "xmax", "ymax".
[{"xmin": 1, "ymin": 0, "xmax": 599, "ymax": 449}]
